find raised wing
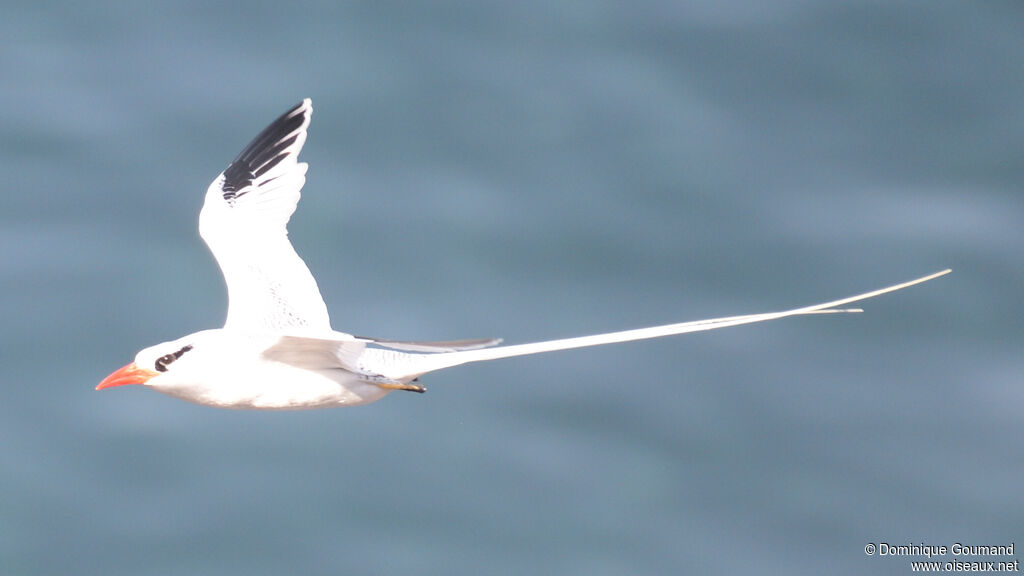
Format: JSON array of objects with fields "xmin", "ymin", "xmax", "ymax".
[{"xmin": 199, "ymin": 99, "xmax": 331, "ymax": 332}]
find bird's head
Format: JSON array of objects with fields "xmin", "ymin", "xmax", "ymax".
[{"xmin": 96, "ymin": 335, "xmax": 200, "ymax": 390}]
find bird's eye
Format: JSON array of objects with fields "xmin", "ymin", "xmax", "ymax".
[
  {"xmin": 154, "ymin": 344, "xmax": 193, "ymax": 373},
  {"xmin": 155, "ymin": 354, "xmax": 175, "ymax": 372}
]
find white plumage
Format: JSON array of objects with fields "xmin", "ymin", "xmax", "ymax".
[
  {"xmin": 198, "ymin": 99, "xmax": 328, "ymax": 332},
  {"xmin": 97, "ymin": 99, "xmax": 950, "ymax": 410}
]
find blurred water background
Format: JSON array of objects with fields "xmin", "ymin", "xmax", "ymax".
[{"xmin": 1, "ymin": 2, "xmax": 1022, "ymax": 575}]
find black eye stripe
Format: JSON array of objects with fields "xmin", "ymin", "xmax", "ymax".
[
  {"xmin": 154, "ymin": 354, "xmax": 174, "ymax": 372},
  {"xmin": 154, "ymin": 344, "xmax": 194, "ymax": 372}
]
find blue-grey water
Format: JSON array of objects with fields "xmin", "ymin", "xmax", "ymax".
[{"xmin": 2, "ymin": 2, "xmax": 1022, "ymax": 575}]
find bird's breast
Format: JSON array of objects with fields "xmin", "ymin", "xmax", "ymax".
[{"xmin": 152, "ymin": 362, "xmax": 390, "ymax": 410}]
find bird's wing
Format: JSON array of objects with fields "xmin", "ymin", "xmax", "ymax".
[
  {"xmin": 355, "ymin": 336, "xmax": 503, "ymax": 353},
  {"xmin": 260, "ymin": 334, "xmax": 501, "ymax": 375},
  {"xmin": 364, "ymin": 269, "xmax": 951, "ymax": 380},
  {"xmin": 261, "ymin": 333, "xmax": 367, "ymax": 371},
  {"xmin": 199, "ymin": 99, "xmax": 331, "ymax": 332}
]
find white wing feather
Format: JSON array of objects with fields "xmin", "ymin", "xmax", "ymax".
[{"xmin": 198, "ymin": 99, "xmax": 331, "ymax": 332}]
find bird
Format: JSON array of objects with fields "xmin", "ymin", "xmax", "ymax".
[{"xmin": 96, "ymin": 99, "xmax": 950, "ymax": 410}]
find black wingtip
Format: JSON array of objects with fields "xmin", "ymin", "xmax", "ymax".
[{"xmin": 221, "ymin": 99, "xmax": 313, "ymax": 201}]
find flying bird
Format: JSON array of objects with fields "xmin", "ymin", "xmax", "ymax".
[{"xmin": 97, "ymin": 99, "xmax": 950, "ymax": 410}]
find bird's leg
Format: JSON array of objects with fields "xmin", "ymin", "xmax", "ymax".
[
  {"xmin": 362, "ymin": 375, "xmax": 425, "ymax": 393},
  {"xmin": 376, "ymin": 381, "xmax": 426, "ymax": 393}
]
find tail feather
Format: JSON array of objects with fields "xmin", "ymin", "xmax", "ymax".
[{"xmin": 376, "ymin": 269, "xmax": 951, "ymax": 380}]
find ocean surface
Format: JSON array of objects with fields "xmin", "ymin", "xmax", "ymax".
[{"xmin": 2, "ymin": 2, "xmax": 1021, "ymax": 575}]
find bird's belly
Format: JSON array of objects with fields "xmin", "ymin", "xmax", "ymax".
[{"xmin": 157, "ymin": 365, "xmax": 391, "ymax": 410}]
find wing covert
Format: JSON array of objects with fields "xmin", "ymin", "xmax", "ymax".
[{"xmin": 199, "ymin": 99, "xmax": 331, "ymax": 332}]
